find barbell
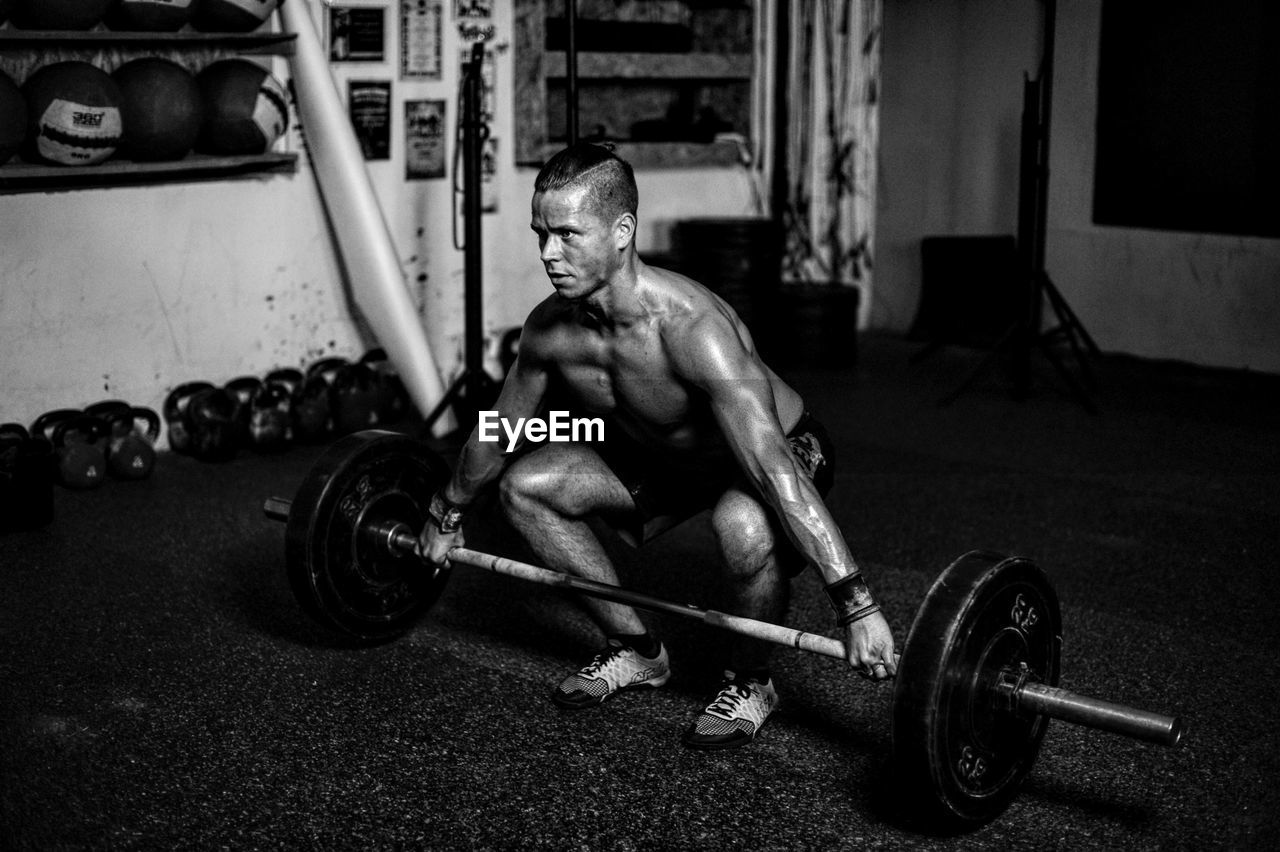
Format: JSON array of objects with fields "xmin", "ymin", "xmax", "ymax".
[{"xmin": 263, "ymin": 429, "xmax": 1185, "ymax": 828}]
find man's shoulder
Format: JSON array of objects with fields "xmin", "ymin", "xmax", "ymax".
[{"xmin": 518, "ymin": 295, "xmax": 581, "ymax": 362}]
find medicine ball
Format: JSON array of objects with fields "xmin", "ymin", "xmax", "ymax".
[
  {"xmin": 10, "ymin": 0, "xmax": 115, "ymax": 30},
  {"xmin": 23, "ymin": 61, "xmax": 124, "ymax": 166},
  {"xmin": 191, "ymin": 0, "xmax": 281, "ymax": 33},
  {"xmin": 0, "ymin": 70, "xmax": 26, "ymax": 166},
  {"xmin": 108, "ymin": 0, "xmax": 196, "ymax": 31},
  {"xmin": 195, "ymin": 59, "xmax": 288, "ymax": 155},
  {"xmin": 113, "ymin": 58, "xmax": 203, "ymax": 161}
]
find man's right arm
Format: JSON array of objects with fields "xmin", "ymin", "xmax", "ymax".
[{"xmin": 418, "ymin": 314, "xmax": 553, "ymax": 563}]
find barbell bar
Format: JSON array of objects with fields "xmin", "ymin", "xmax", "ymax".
[
  {"xmin": 264, "ymin": 492, "xmax": 1182, "ymax": 748},
  {"xmin": 263, "ymin": 430, "xmax": 1185, "ymax": 827}
]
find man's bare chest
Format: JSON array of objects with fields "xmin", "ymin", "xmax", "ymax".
[{"xmin": 553, "ymin": 334, "xmax": 692, "ymax": 427}]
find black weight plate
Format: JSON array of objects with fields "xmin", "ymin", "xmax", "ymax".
[
  {"xmin": 285, "ymin": 430, "xmax": 451, "ymax": 642},
  {"xmin": 891, "ymin": 551, "xmax": 1062, "ymax": 827}
]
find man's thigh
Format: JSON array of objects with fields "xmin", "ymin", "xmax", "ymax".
[{"xmin": 503, "ymin": 441, "xmax": 637, "ymax": 519}]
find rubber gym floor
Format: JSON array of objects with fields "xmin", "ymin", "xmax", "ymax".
[{"xmin": 2, "ymin": 332, "xmax": 1277, "ymax": 851}]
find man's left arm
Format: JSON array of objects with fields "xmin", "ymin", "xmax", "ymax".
[{"xmin": 670, "ymin": 318, "xmax": 897, "ymax": 678}]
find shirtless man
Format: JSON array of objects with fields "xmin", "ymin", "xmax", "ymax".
[{"xmin": 419, "ymin": 143, "xmax": 896, "ymax": 750}]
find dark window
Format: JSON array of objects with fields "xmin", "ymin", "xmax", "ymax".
[{"xmin": 1093, "ymin": 1, "xmax": 1279, "ymax": 238}]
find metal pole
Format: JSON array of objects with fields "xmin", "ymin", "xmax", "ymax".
[
  {"xmin": 462, "ymin": 42, "xmax": 485, "ymax": 404},
  {"xmin": 566, "ymin": 0, "xmax": 579, "ymax": 144}
]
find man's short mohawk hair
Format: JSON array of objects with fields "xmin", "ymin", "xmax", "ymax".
[{"xmin": 534, "ymin": 142, "xmax": 638, "ymax": 222}]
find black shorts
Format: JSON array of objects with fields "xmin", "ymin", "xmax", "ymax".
[{"xmin": 597, "ymin": 411, "xmax": 837, "ymax": 551}]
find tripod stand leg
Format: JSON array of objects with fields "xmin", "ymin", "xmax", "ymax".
[
  {"xmin": 1043, "ymin": 273, "xmax": 1101, "ymax": 356},
  {"xmin": 1036, "ymin": 334, "xmax": 1099, "ymax": 414},
  {"xmin": 1040, "ymin": 273, "xmax": 1099, "ymax": 388}
]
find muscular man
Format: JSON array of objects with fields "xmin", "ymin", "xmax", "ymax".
[{"xmin": 419, "ymin": 143, "xmax": 896, "ymax": 750}]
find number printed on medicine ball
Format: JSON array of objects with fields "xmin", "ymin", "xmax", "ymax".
[
  {"xmin": 23, "ymin": 62, "xmax": 124, "ymax": 166},
  {"xmin": 196, "ymin": 59, "xmax": 289, "ymax": 156},
  {"xmin": 191, "ymin": 0, "xmax": 282, "ymax": 33}
]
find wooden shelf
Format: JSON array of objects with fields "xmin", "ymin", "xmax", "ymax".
[
  {"xmin": 543, "ymin": 52, "xmax": 750, "ymax": 80},
  {"xmin": 0, "ymin": 153, "xmax": 299, "ymax": 193},
  {"xmin": 0, "ymin": 28, "xmax": 296, "ymax": 55}
]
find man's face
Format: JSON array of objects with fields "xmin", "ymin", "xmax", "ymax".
[{"xmin": 530, "ymin": 185, "xmax": 619, "ymax": 300}]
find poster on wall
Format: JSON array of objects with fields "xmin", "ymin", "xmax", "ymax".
[
  {"xmin": 400, "ymin": 0, "xmax": 443, "ymax": 79},
  {"xmin": 348, "ymin": 80, "xmax": 392, "ymax": 161},
  {"xmin": 454, "ymin": 0, "xmax": 492, "ymax": 19},
  {"xmin": 405, "ymin": 99, "xmax": 447, "ymax": 180},
  {"xmin": 329, "ymin": 6, "xmax": 387, "ymax": 62}
]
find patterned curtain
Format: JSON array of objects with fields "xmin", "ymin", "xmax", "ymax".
[{"xmin": 781, "ymin": 0, "xmax": 881, "ymax": 304}]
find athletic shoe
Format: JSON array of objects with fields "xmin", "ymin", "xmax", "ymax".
[
  {"xmin": 682, "ymin": 671, "xmax": 779, "ymax": 750},
  {"xmin": 552, "ymin": 640, "xmax": 671, "ymax": 709}
]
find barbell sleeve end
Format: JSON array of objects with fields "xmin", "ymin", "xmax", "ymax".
[{"xmin": 1015, "ymin": 682, "xmax": 1186, "ymax": 747}]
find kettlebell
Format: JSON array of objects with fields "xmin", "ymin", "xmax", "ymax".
[
  {"xmin": 1, "ymin": 423, "xmax": 55, "ymax": 533},
  {"xmin": 359, "ymin": 348, "xmax": 411, "ymax": 424},
  {"xmin": 49, "ymin": 415, "xmax": 109, "ymax": 489},
  {"xmin": 164, "ymin": 382, "xmax": 215, "ymax": 455},
  {"xmin": 224, "ymin": 376, "xmax": 263, "ymax": 449},
  {"xmin": 31, "ymin": 409, "xmax": 80, "ymax": 442},
  {"xmin": 248, "ymin": 378, "xmax": 293, "ymax": 452},
  {"xmin": 265, "ymin": 367, "xmax": 303, "ymax": 396},
  {"xmin": 184, "ymin": 386, "xmax": 238, "ymax": 462},
  {"xmin": 86, "ymin": 400, "xmax": 155, "ymax": 480},
  {"xmin": 330, "ymin": 360, "xmax": 381, "ymax": 435},
  {"xmin": 104, "ymin": 407, "xmax": 160, "ymax": 480},
  {"xmin": 1, "ymin": 422, "xmax": 30, "ymax": 446},
  {"xmin": 31, "ymin": 409, "xmax": 92, "ymax": 488},
  {"xmin": 293, "ymin": 358, "xmax": 346, "ymax": 444}
]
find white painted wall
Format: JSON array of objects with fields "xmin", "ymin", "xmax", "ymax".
[
  {"xmin": 875, "ymin": 0, "xmax": 1280, "ymax": 372},
  {"xmin": 0, "ymin": 0, "xmax": 758, "ymax": 440}
]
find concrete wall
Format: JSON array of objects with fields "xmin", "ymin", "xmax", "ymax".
[
  {"xmin": 875, "ymin": 0, "xmax": 1280, "ymax": 372},
  {"xmin": 0, "ymin": 0, "xmax": 759, "ymax": 438}
]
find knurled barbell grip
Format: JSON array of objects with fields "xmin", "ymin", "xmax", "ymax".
[{"xmin": 446, "ymin": 545, "xmax": 849, "ymax": 661}]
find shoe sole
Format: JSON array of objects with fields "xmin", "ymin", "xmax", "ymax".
[
  {"xmin": 551, "ymin": 670, "xmax": 671, "ymax": 710},
  {"xmin": 681, "ymin": 728, "xmax": 759, "ymax": 750}
]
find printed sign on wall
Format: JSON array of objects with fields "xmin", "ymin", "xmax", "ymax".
[
  {"xmin": 401, "ymin": 0, "xmax": 443, "ymax": 80},
  {"xmin": 405, "ymin": 99, "xmax": 447, "ymax": 179},
  {"xmin": 329, "ymin": 5, "xmax": 387, "ymax": 62},
  {"xmin": 348, "ymin": 80, "xmax": 392, "ymax": 160}
]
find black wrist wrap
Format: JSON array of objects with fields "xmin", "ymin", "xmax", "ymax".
[
  {"xmin": 825, "ymin": 572, "xmax": 880, "ymax": 626},
  {"xmin": 427, "ymin": 491, "xmax": 467, "ymax": 534}
]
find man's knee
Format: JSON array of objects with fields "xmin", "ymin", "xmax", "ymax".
[
  {"xmin": 712, "ymin": 492, "xmax": 781, "ymax": 583},
  {"xmin": 498, "ymin": 454, "xmax": 559, "ymax": 518}
]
